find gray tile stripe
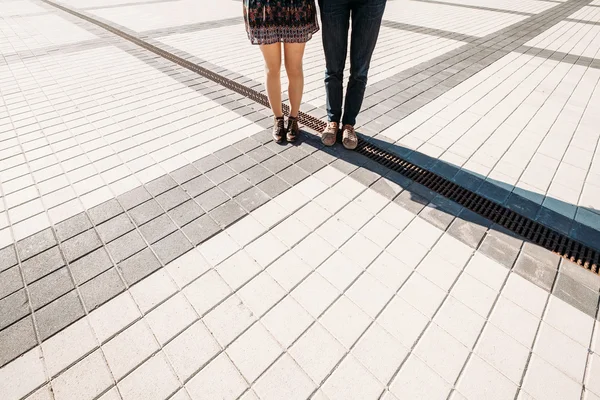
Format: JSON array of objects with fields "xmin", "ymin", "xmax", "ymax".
[
  {"xmin": 410, "ymin": 0, "xmax": 536, "ymax": 16},
  {"xmin": 81, "ymin": 0, "xmax": 179, "ymax": 11},
  {"xmin": 2, "ymin": 0, "xmax": 598, "ymax": 372},
  {"xmin": 379, "ymin": 18, "xmax": 599, "ymax": 69},
  {"xmin": 381, "ymin": 19, "xmax": 479, "ymax": 43},
  {"xmin": 0, "ymin": 38, "xmax": 110, "ymax": 67},
  {"xmin": 139, "ymin": 17, "xmax": 245, "ymax": 39},
  {"xmin": 517, "ymin": 44, "xmax": 600, "ymax": 67},
  {"xmin": 566, "ymin": 17, "xmax": 600, "ymax": 25}
]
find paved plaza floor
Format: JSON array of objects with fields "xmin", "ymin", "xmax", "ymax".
[{"xmin": 1, "ymin": 0, "xmax": 600, "ymax": 399}]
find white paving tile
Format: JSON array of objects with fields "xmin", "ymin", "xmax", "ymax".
[
  {"xmin": 237, "ymin": 271, "xmax": 286, "ymax": 317},
  {"xmin": 118, "ymin": 352, "xmax": 179, "ymax": 400},
  {"xmin": 475, "ymin": 324, "xmax": 530, "ymax": 384},
  {"xmin": 103, "ymin": 320, "xmax": 159, "ymax": 380},
  {"xmin": 367, "ymin": 251, "xmax": 413, "ymax": 292},
  {"xmin": 0, "ymin": 348, "xmax": 47, "ymax": 400},
  {"xmin": 414, "ymin": 323, "xmax": 470, "ymax": 384},
  {"xmin": 317, "ymin": 251, "xmax": 363, "ymax": 292},
  {"xmin": 164, "ymin": 321, "xmax": 220, "ymax": 382},
  {"xmin": 534, "ymin": 322, "xmax": 588, "ymax": 383},
  {"xmin": 204, "ymin": 294, "xmax": 256, "ymax": 347},
  {"xmin": 245, "ymin": 232, "xmax": 288, "ymax": 268},
  {"xmin": 145, "ymin": 292, "xmax": 197, "ymax": 345},
  {"xmin": 216, "ymin": 249, "xmax": 262, "ymax": 291},
  {"xmin": 377, "ymin": 296, "xmax": 430, "ymax": 348},
  {"xmin": 321, "ymin": 355, "xmax": 384, "ymax": 400},
  {"xmin": 346, "ymin": 272, "xmax": 394, "ymax": 318},
  {"xmin": 456, "ymin": 355, "xmax": 518, "ymax": 400},
  {"xmin": 352, "ymin": 322, "xmax": 409, "ymax": 384},
  {"xmin": 291, "ymin": 272, "xmax": 340, "ymax": 319},
  {"xmin": 227, "ymin": 323, "xmax": 283, "ymax": 383},
  {"xmin": 129, "ymin": 269, "xmax": 178, "ymax": 314},
  {"xmin": 42, "ymin": 318, "xmax": 97, "ymax": 378},
  {"xmin": 522, "ymin": 355, "xmax": 582, "ymax": 400},
  {"xmin": 434, "ymin": 296, "xmax": 486, "ymax": 349},
  {"xmin": 52, "ymin": 350, "xmax": 113, "ymax": 400},
  {"xmin": 451, "ymin": 272, "xmax": 498, "ymax": 318},
  {"xmin": 543, "ymin": 296, "xmax": 595, "ymax": 348},
  {"xmin": 398, "ymin": 272, "xmax": 446, "ymax": 318},
  {"xmin": 266, "ymin": 251, "xmax": 312, "ymax": 292},
  {"xmin": 262, "ymin": 296, "xmax": 314, "ymax": 348},
  {"xmin": 183, "ymin": 269, "xmax": 231, "ymax": 316},
  {"xmin": 320, "ymin": 295, "xmax": 372, "ymax": 349},
  {"xmin": 289, "ymin": 322, "xmax": 346, "ymax": 384},
  {"xmin": 253, "ymin": 354, "xmax": 316, "ymax": 400},
  {"xmin": 89, "ymin": 292, "xmax": 141, "ymax": 343},
  {"xmin": 390, "ymin": 354, "xmax": 452, "ymax": 400},
  {"xmin": 186, "ymin": 353, "xmax": 247, "ymax": 400},
  {"xmin": 164, "ymin": 249, "xmax": 210, "ymax": 289}
]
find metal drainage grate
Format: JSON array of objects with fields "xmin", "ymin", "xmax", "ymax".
[
  {"xmin": 355, "ymin": 142, "xmax": 599, "ymax": 273},
  {"xmin": 44, "ymin": 0, "xmax": 600, "ymax": 274}
]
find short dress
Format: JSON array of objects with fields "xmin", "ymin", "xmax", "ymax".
[{"xmin": 243, "ymin": 0, "xmax": 320, "ymax": 45}]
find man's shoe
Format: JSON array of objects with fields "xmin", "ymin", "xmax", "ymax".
[
  {"xmin": 342, "ymin": 124, "xmax": 358, "ymax": 150},
  {"xmin": 321, "ymin": 122, "xmax": 338, "ymax": 147}
]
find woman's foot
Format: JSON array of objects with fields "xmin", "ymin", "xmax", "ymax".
[
  {"xmin": 342, "ymin": 124, "xmax": 358, "ymax": 150},
  {"xmin": 287, "ymin": 116, "xmax": 299, "ymax": 143},
  {"xmin": 321, "ymin": 122, "xmax": 338, "ymax": 147},
  {"xmin": 272, "ymin": 116, "xmax": 285, "ymax": 143}
]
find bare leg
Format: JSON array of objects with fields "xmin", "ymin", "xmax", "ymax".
[
  {"xmin": 283, "ymin": 42, "xmax": 306, "ymax": 118},
  {"xmin": 259, "ymin": 43, "xmax": 283, "ymax": 117}
]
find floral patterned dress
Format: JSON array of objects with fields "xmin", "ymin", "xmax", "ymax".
[{"xmin": 243, "ymin": 0, "xmax": 319, "ymax": 45}]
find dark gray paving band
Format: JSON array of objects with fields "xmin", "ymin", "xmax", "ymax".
[
  {"xmin": 81, "ymin": 0, "xmax": 178, "ymax": 11},
  {"xmin": 1, "ymin": 0, "xmax": 598, "ymax": 374},
  {"xmin": 517, "ymin": 44, "xmax": 600, "ymax": 66},
  {"xmin": 381, "ymin": 19, "xmax": 479, "ymax": 43},
  {"xmin": 566, "ymin": 17, "xmax": 600, "ymax": 25},
  {"xmin": 0, "ymin": 38, "xmax": 111, "ymax": 67},
  {"xmin": 411, "ymin": 0, "xmax": 536, "ymax": 16},
  {"xmin": 140, "ymin": 17, "xmax": 244, "ymax": 39}
]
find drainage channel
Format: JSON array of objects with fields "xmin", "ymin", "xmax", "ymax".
[{"xmin": 44, "ymin": 0, "xmax": 599, "ymax": 274}]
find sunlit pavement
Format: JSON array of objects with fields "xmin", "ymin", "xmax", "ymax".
[{"xmin": 1, "ymin": 0, "xmax": 600, "ymax": 399}]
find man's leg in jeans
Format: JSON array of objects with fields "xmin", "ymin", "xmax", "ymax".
[
  {"xmin": 319, "ymin": 0, "xmax": 351, "ymax": 125},
  {"xmin": 342, "ymin": 0, "xmax": 386, "ymax": 127}
]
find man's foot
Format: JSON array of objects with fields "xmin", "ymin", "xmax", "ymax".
[
  {"xmin": 287, "ymin": 116, "xmax": 299, "ymax": 143},
  {"xmin": 342, "ymin": 124, "xmax": 358, "ymax": 150},
  {"xmin": 272, "ymin": 116, "xmax": 285, "ymax": 143},
  {"xmin": 321, "ymin": 122, "xmax": 338, "ymax": 147}
]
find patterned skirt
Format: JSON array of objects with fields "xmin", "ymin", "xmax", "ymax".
[{"xmin": 243, "ymin": 0, "xmax": 320, "ymax": 45}]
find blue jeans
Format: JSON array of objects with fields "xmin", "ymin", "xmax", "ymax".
[{"xmin": 319, "ymin": 0, "xmax": 386, "ymax": 126}]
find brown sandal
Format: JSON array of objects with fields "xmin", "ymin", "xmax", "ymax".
[
  {"xmin": 272, "ymin": 116, "xmax": 285, "ymax": 143},
  {"xmin": 287, "ymin": 116, "xmax": 299, "ymax": 143},
  {"xmin": 321, "ymin": 121, "xmax": 338, "ymax": 147}
]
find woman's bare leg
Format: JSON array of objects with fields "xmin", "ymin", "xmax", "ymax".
[
  {"xmin": 283, "ymin": 42, "xmax": 306, "ymax": 118},
  {"xmin": 259, "ymin": 43, "xmax": 283, "ymax": 117}
]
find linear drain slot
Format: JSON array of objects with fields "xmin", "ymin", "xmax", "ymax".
[{"xmin": 44, "ymin": 0, "xmax": 599, "ymax": 274}]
